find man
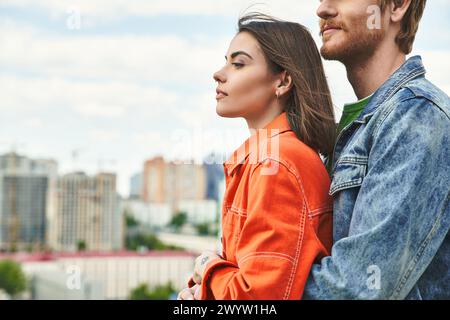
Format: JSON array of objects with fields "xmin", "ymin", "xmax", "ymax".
[{"xmin": 304, "ymin": 0, "xmax": 449, "ymax": 299}]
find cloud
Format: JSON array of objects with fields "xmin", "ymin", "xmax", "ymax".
[
  {"xmin": 23, "ymin": 118, "xmax": 44, "ymax": 129},
  {"xmin": 0, "ymin": 74, "xmax": 181, "ymax": 118},
  {"xmin": 75, "ymin": 103, "xmax": 126, "ymax": 118},
  {"xmin": 420, "ymin": 50, "xmax": 450, "ymax": 94},
  {"xmin": 1, "ymin": 0, "xmax": 318, "ymax": 21},
  {"xmin": 0, "ymin": 19, "xmax": 229, "ymax": 87},
  {"xmin": 88, "ymin": 129, "xmax": 120, "ymax": 143}
]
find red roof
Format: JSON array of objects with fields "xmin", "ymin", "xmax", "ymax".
[{"xmin": 0, "ymin": 250, "xmax": 196, "ymax": 263}]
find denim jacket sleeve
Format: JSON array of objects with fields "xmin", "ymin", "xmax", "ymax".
[{"xmin": 303, "ymin": 96, "xmax": 450, "ymax": 299}]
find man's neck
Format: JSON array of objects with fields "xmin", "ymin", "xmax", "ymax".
[{"xmin": 345, "ymin": 43, "xmax": 406, "ymax": 100}]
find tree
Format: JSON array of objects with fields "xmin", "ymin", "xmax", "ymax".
[
  {"xmin": 124, "ymin": 210, "xmax": 139, "ymax": 228},
  {"xmin": 0, "ymin": 260, "xmax": 27, "ymax": 298},
  {"xmin": 76, "ymin": 240, "xmax": 87, "ymax": 251},
  {"xmin": 195, "ymin": 223, "xmax": 211, "ymax": 236},
  {"xmin": 168, "ymin": 212, "xmax": 187, "ymax": 231},
  {"xmin": 9, "ymin": 243, "xmax": 17, "ymax": 253},
  {"xmin": 129, "ymin": 283, "xmax": 151, "ymax": 300},
  {"xmin": 125, "ymin": 233, "xmax": 182, "ymax": 251},
  {"xmin": 129, "ymin": 282, "xmax": 176, "ymax": 300},
  {"xmin": 25, "ymin": 244, "xmax": 34, "ymax": 253}
]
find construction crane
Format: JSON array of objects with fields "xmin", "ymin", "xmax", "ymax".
[
  {"xmin": 7, "ymin": 152, "xmax": 19, "ymax": 252},
  {"xmin": 71, "ymin": 148, "xmax": 84, "ymax": 172}
]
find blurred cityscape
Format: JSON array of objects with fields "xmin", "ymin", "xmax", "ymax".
[{"xmin": 0, "ymin": 151, "xmax": 225, "ymax": 300}]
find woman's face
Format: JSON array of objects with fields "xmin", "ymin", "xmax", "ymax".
[{"xmin": 213, "ymin": 31, "xmax": 279, "ymax": 119}]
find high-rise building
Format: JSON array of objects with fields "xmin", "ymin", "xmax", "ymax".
[
  {"xmin": 0, "ymin": 152, "xmax": 57, "ymax": 177},
  {"xmin": 142, "ymin": 157, "xmax": 207, "ymax": 213},
  {"xmin": 203, "ymin": 152, "xmax": 225, "ymax": 202},
  {"xmin": 142, "ymin": 157, "xmax": 165, "ymax": 203},
  {"xmin": 142, "ymin": 157, "xmax": 166, "ymax": 203},
  {"xmin": 52, "ymin": 172, "xmax": 123, "ymax": 252},
  {"xmin": 0, "ymin": 152, "xmax": 57, "ymax": 251},
  {"xmin": 0, "ymin": 175, "xmax": 48, "ymax": 251},
  {"xmin": 129, "ymin": 172, "xmax": 143, "ymax": 199}
]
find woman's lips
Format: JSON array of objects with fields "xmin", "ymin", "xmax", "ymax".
[
  {"xmin": 216, "ymin": 89, "xmax": 228, "ymax": 100},
  {"xmin": 216, "ymin": 93, "xmax": 227, "ymax": 100}
]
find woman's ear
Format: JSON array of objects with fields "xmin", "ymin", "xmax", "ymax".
[{"xmin": 277, "ymin": 71, "xmax": 293, "ymax": 97}]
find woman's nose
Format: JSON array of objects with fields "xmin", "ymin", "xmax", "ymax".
[{"xmin": 213, "ymin": 69, "xmax": 226, "ymax": 83}]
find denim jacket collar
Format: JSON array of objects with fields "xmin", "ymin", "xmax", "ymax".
[{"xmin": 355, "ymin": 55, "xmax": 426, "ymax": 124}]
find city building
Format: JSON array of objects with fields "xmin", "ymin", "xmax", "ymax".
[
  {"xmin": 51, "ymin": 172, "xmax": 123, "ymax": 252},
  {"xmin": 0, "ymin": 152, "xmax": 57, "ymax": 251},
  {"xmin": 203, "ymin": 152, "xmax": 225, "ymax": 202},
  {"xmin": 0, "ymin": 175, "xmax": 48, "ymax": 251},
  {"xmin": 0, "ymin": 251, "xmax": 196, "ymax": 300},
  {"xmin": 142, "ymin": 157, "xmax": 207, "ymax": 213},
  {"xmin": 30, "ymin": 269, "xmax": 104, "ymax": 300},
  {"xmin": 178, "ymin": 199, "xmax": 218, "ymax": 225},
  {"xmin": 142, "ymin": 156, "xmax": 166, "ymax": 203},
  {"xmin": 0, "ymin": 152, "xmax": 57, "ymax": 177},
  {"xmin": 121, "ymin": 199, "xmax": 171, "ymax": 230},
  {"xmin": 129, "ymin": 172, "xmax": 142, "ymax": 199}
]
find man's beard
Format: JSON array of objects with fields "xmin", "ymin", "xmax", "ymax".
[{"xmin": 320, "ymin": 18, "xmax": 385, "ymax": 65}]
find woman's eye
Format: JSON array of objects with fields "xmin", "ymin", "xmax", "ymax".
[{"xmin": 232, "ymin": 63, "xmax": 244, "ymax": 68}]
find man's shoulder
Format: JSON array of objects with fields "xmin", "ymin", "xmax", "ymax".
[
  {"xmin": 397, "ymin": 77, "xmax": 450, "ymax": 119},
  {"xmin": 371, "ymin": 76, "xmax": 450, "ymax": 133}
]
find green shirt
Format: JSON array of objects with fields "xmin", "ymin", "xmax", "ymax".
[
  {"xmin": 327, "ymin": 95, "xmax": 372, "ymax": 175},
  {"xmin": 337, "ymin": 95, "xmax": 372, "ymax": 135}
]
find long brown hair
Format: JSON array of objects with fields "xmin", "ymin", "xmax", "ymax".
[{"xmin": 238, "ymin": 13, "xmax": 336, "ymax": 158}]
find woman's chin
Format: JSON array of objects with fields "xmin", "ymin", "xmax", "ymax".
[
  {"xmin": 216, "ymin": 105, "xmax": 240, "ymax": 118},
  {"xmin": 216, "ymin": 105, "xmax": 232, "ymax": 118}
]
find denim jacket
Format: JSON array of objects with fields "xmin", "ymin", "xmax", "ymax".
[{"xmin": 304, "ymin": 56, "xmax": 450, "ymax": 299}]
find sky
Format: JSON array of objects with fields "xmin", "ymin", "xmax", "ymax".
[{"xmin": 1, "ymin": 0, "xmax": 449, "ymax": 196}]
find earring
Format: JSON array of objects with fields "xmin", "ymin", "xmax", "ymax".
[{"xmin": 276, "ymin": 92, "xmax": 279, "ymax": 99}]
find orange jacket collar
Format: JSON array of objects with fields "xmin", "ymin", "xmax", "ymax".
[{"xmin": 224, "ymin": 112, "xmax": 292, "ymax": 176}]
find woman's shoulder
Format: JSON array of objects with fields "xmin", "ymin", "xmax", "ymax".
[
  {"xmin": 251, "ymin": 130, "xmax": 332, "ymax": 212},
  {"xmin": 264, "ymin": 131, "xmax": 326, "ymax": 172},
  {"xmin": 247, "ymin": 129, "xmax": 329, "ymax": 184}
]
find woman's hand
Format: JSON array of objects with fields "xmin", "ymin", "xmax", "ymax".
[
  {"xmin": 193, "ymin": 251, "xmax": 222, "ymax": 285},
  {"xmin": 193, "ymin": 284, "xmax": 202, "ymax": 300},
  {"xmin": 177, "ymin": 284, "xmax": 202, "ymax": 300},
  {"xmin": 177, "ymin": 284, "xmax": 201, "ymax": 300}
]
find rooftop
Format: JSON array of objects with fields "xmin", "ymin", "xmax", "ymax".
[{"xmin": 0, "ymin": 250, "xmax": 196, "ymax": 263}]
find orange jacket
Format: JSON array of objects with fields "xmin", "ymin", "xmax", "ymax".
[{"xmin": 189, "ymin": 112, "xmax": 333, "ymax": 299}]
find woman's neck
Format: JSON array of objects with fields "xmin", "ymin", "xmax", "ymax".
[{"xmin": 245, "ymin": 107, "xmax": 283, "ymax": 133}]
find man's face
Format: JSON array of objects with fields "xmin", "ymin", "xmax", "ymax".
[{"xmin": 317, "ymin": 0, "xmax": 386, "ymax": 63}]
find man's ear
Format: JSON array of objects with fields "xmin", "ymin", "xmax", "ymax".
[{"xmin": 389, "ymin": 0, "xmax": 411, "ymax": 23}]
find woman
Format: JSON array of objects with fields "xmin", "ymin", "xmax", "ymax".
[{"xmin": 178, "ymin": 13, "xmax": 336, "ymax": 300}]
